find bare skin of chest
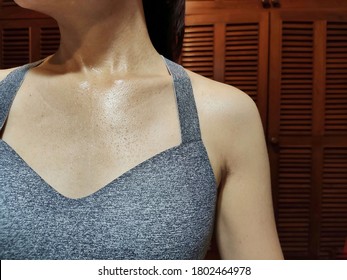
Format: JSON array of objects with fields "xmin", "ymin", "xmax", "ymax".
[{"xmin": 1, "ymin": 70, "xmax": 221, "ymax": 198}]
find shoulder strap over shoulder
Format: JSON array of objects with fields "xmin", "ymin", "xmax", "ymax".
[
  {"xmin": 163, "ymin": 58, "xmax": 203, "ymax": 144},
  {"xmin": 0, "ymin": 62, "xmax": 40, "ymax": 131}
]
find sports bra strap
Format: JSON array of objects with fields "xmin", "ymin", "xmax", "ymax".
[
  {"xmin": 163, "ymin": 58, "xmax": 203, "ymax": 144},
  {"xmin": 0, "ymin": 61, "xmax": 41, "ymax": 131}
]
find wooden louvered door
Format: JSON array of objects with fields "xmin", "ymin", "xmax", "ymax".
[
  {"xmin": 182, "ymin": 10, "xmax": 269, "ymax": 126},
  {"xmin": 0, "ymin": 0, "xmax": 59, "ymax": 68},
  {"xmin": 0, "ymin": 20, "xmax": 60, "ymax": 68},
  {"xmin": 323, "ymin": 21, "xmax": 347, "ymax": 260},
  {"xmin": 182, "ymin": 23, "xmax": 215, "ymax": 79},
  {"xmin": 268, "ymin": 10, "xmax": 347, "ymax": 259}
]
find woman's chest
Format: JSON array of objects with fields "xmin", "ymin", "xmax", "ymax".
[{"xmin": 1, "ymin": 80, "xmax": 183, "ymax": 198}]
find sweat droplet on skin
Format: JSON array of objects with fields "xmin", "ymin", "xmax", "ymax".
[{"xmin": 79, "ymin": 81, "xmax": 91, "ymax": 91}]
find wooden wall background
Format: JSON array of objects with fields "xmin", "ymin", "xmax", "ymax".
[{"xmin": 1, "ymin": 0, "xmax": 346, "ymax": 260}]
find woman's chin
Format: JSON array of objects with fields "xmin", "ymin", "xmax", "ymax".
[
  {"xmin": 13, "ymin": 0, "xmax": 49, "ymax": 14},
  {"xmin": 13, "ymin": 0, "xmax": 33, "ymax": 9}
]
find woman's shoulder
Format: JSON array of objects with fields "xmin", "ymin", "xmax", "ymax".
[
  {"xmin": 185, "ymin": 69, "xmax": 263, "ymax": 175},
  {"xmin": 186, "ymin": 69, "xmax": 259, "ymax": 126}
]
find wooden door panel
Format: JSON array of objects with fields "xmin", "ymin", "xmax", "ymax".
[
  {"xmin": 225, "ymin": 22, "xmax": 260, "ymax": 103},
  {"xmin": 182, "ymin": 24, "xmax": 215, "ymax": 79},
  {"xmin": 320, "ymin": 146, "xmax": 347, "ymax": 259},
  {"xmin": 39, "ymin": 26, "xmax": 60, "ymax": 59},
  {"xmin": 0, "ymin": 26, "xmax": 29, "ymax": 68},
  {"xmin": 279, "ymin": 21, "xmax": 314, "ymax": 136},
  {"xmin": 269, "ymin": 10, "xmax": 347, "ymax": 259},
  {"xmin": 277, "ymin": 145, "xmax": 312, "ymax": 259},
  {"xmin": 325, "ymin": 22, "xmax": 347, "ymax": 136},
  {"xmin": 187, "ymin": 0, "xmax": 347, "ymax": 11},
  {"xmin": 0, "ymin": 20, "xmax": 59, "ymax": 68}
]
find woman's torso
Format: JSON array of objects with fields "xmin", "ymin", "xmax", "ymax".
[
  {"xmin": 0, "ymin": 58, "xmax": 222, "ymax": 259},
  {"xmin": 0, "ymin": 58, "xmax": 222, "ymax": 198}
]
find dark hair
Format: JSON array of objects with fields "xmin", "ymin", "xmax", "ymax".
[{"xmin": 142, "ymin": 0, "xmax": 185, "ymax": 62}]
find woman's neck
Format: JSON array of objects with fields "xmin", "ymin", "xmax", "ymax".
[{"xmin": 46, "ymin": 1, "xmax": 160, "ymax": 76}]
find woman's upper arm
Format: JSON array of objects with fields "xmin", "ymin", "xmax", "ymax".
[{"xmin": 215, "ymin": 89, "xmax": 284, "ymax": 260}]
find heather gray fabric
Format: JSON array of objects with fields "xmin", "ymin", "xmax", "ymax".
[{"xmin": 0, "ymin": 58, "xmax": 217, "ymax": 260}]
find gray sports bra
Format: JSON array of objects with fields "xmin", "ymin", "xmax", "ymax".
[{"xmin": 0, "ymin": 58, "xmax": 217, "ymax": 260}]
